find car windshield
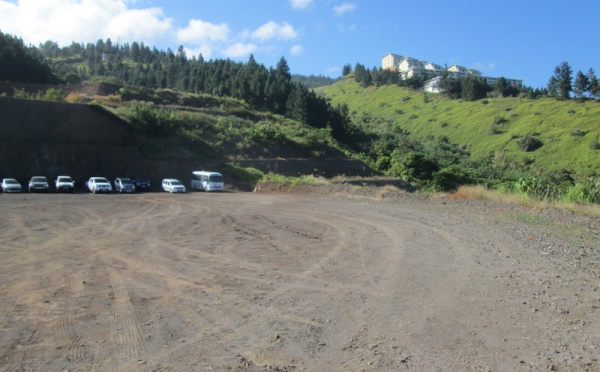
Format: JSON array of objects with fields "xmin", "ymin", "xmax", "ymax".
[
  {"xmin": 5, "ymin": 179, "xmax": 18, "ymax": 185},
  {"xmin": 172, "ymin": 181, "xmax": 183, "ymax": 186},
  {"xmin": 58, "ymin": 177, "xmax": 72, "ymax": 182},
  {"xmin": 95, "ymin": 178, "xmax": 109, "ymax": 183},
  {"xmin": 209, "ymin": 175, "xmax": 223, "ymax": 182},
  {"xmin": 122, "ymin": 180, "xmax": 134, "ymax": 185},
  {"xmin": 31, "ymin": 177, "xmax": 47, "ymax": 182}
]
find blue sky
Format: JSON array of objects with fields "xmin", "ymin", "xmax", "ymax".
[{"xmin": 1, "ymin": 0, "xmax": 599, "ymax": 89}]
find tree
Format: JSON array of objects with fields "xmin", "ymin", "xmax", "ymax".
[
  {"xmin": 461, "ymin": 76, "xmax": 489, "ymax": 101},
  {"xmin": 439, "ymin": 71, "xmax": 462, "ymax": 99},
  {"xmin": 573, "ymin": 70, "xmax": 590, "ymax": 100},
  {"xmin": 342, "ymin": 63, "xmax": 352, "ymax": 77},
  {"xmin": 547, "ymin": 61, "xmax": 572, "ymax": 100},
  {"xmin": 588, "ymin": 68, "xmax": 599, "ymax": 99},
  {"xmin": 354, "ymin": 63, "xmax": 367, "ymax": 84}
]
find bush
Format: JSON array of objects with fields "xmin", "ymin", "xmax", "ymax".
[
  {"xmin": 517, "ymin": 134, "xmax": 543, "ymax": 151},
  {"xmin": 514, "ymin": 177, "xmax": 563, "ymax": 200},
  {"xmin": 433, "ymin": 165, "xmax": 476, "ymax": 192},
  {"xmin": 127, "ymin": 102, "xmax": 183, "ymax": 138},
  {"xmin": 41, "ymin": 88, "xmax": 64, "ymax": 102},
  {"xmin": 590, "ymin": 141, "xmax": 600, "ymax": 150},
  {"xmin": 563, "ymin": 179, "xmax": 600, "ymax": 204}
]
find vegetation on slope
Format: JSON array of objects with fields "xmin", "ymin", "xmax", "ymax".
[
  {"xmin": 319, "ymin": 77, "xmax": 599, "ymax": 177},
  {"xmin": 318, "ymin": 76, "xmax": 600, "ymax": 203}
]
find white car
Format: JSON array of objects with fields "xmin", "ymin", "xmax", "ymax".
[
  {"xmin": 162, "ymin": 179, "xmax": 186, "ymax": 193},
  {"xmin": 55, "ymin": 175, "xmax": 75, "ymax": 193},
  {"xmin": 1, "ymin": 178, "xmax": 22, "ymax": 193},
  {"xmin": 86, "ymin": 177, "xmax": 112, "ymax": 193}
]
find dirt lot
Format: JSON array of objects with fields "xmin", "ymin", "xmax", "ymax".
[{"xmin": 0, "ymin": 191, "xmax": 599, "ymax": 371}]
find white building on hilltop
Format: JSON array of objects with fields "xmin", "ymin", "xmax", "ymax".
[{"xmin": 381, "ymin": 53, "xmax": 522, "ymax": 93}]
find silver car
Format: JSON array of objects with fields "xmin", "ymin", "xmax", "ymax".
[
  {"xmin": 114, "ymin": 178, "xmax": 136, "ymax": 193},
  {"xmin": 1, "ymin": 178, "xmax": 22, "ymax": 193}
]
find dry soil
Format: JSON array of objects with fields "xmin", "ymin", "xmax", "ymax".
[{"xmin": 0, "ymin": 191, "xmax": 599, "ymax": 371}]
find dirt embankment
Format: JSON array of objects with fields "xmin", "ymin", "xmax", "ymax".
[{"xmin": 0, "ymin": 85, "xmax": 377, "ymax": 188}]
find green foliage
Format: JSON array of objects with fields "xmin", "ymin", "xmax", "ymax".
[
  {"xmin": 41, "ymin": 87, "xmax": 64, "ymax": 102},
  {"xmin": 222, "ymin": 163, "xmax": 264, "ymax": 186},
  {"xmin": 563, "ymin": 179, "xmax": 600, "ymax": 204},
  {"xmin": 12, "ymin": 88, "xmax": 34, "ymax": 99},
  {"xmin": 389, "ymin": 152, "xmax": 439, "ymax": 185},
  {"xmin": 0, "ymin": 31, "xmax": 57, "ymax": 83},
  {"xmin": 514, "ymin": 177, "xmax": 564, "ymax": 200},
  {"xmin": 321, "ymin": 78, "xmax": 600, "ymax": 179},
  {"xmin": 261, "ymin": 173, "xmax": 320, "ymax": 189},
  {"xmin": 433, "ymin": 165, "xmax": 477, "ymax": 192},
  {"xmin": 517, "ymin": 134, "xmax": 543, "ymax": 152},
  {"xmin": 548, "ymin": 61, "xmax": 573, "ymax": 100},
  {"xmin": 126, "ymin": 102, "xmax": 183, "ymax": 138}
]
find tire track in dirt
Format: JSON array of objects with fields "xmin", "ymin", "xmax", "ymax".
[
  {"xmin": 109, "ymin": 204, "xmax": 352, "ymax": 370},
  {"xmin": 108, "ymin": 270, "xmax": 147, "ymax": 364}
]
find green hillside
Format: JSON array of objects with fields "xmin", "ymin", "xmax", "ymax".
[{"xmin": 319, "ymin": 77, "xmax": 600, "ymax": 178}]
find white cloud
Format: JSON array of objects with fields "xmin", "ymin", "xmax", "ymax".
[
  {"xmin": 290, "ymin": 45, "xmax": 304, "ymax": 56},
  {"xmin": 223, "ymin": 43, "xmax": 258, "ymax": 58},
  {"xmin": 0, "ymin": 0, "xmax": 301, "ymax": 62},
  {"xmin": 290, "ymin": 0, "xmax": 314, "ymax": 10},
  {"xmin": 336, "ymin": 23, "xmax": 357, "ymax": 33},
  {"xmin": 327, "ymin": 66, "xmax": 341, "ymax": 74},
  {"xmin": 252, "ymin": 21, "xmax": 298, "ymax": 41},
  {"xmin": 333, "ymin": 3, "xmax": 357, "ymax": 16},
  {"xmin": 177, "ymin": 19, "xmax": 230, "ymax": 43},
  {"xmin": 0, "ymin": 0, "xmax": 172, "ymax": 46},
  {"xmin": 472, "ymin": 62, "xmax": 497, "ymax": 72}
]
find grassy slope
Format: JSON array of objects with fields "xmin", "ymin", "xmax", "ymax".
[{"xmin": 319, "ymin": 77, "xmax": 600, "ymax": 178}]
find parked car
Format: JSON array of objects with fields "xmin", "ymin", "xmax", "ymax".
[
  {"xmin": 1, "ymin": 178, "xmax": 22, "ymax": 193},
  {"xmin": 55, "ymin": 175, "xmax": 75, "ymax": 193},
  {"xmin": 28, "ymin": 176, "xmax": 49, "ymax": 192},
  {"xmin": 86, "ymin": 177, "xmax": 112, "ymax": 193},
  {"xmin": 131, "ymin": 176, "xmax": 151, "ymax": 192},
  {"xmin": 162, "ymin": 179, "xmax": 186, "ymax": 193},
  {"xmin": 114, "ymin": 178, "xmax": 136, "ymax": 193}
]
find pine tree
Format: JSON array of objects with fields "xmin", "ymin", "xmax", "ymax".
[
  {"xmin": 573, "ymin": 70, "xmax": 590, "ymax": 100},
  {"xmin": 547, "ymin": 61, "xmax": 573, "ymax": 100},
  {"xmin": 587, "ymin": 68, "xmax": 599, "ymax": 99}
]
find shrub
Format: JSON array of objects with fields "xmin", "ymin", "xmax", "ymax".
[
  {"xmin": 590, "ymin": 141, "xmax": 600, "ymax": 150},
  {"xmin": 223, "ymin": 164, "xmax": 264, "ymax": 186},
  {"xmin": 41, "ymin": 88, "xmax": 64, "ymax": 102},
  {"xmin": 375, "ymin": 156, "xmax": 391, "ymax": 171},
  {"xmin": 570, "ymin": 128, "xmax": 585, "ymax": 136},
  {"xmin": 433, "ymin": 165, "xmax": 476, "ymax": 192},
  {"xmin": 493, "ymin": 116, "xmax": 508, "ymax": 125},
  {"xmin": 563, "ymin": 179, "xmax": 600, "ymax": 204},
  {"xmin": 514, "ymin": 177, "xmax": 563, "ymax": 200},
  {"xmin": 517, "ymin": 134, "xmax": 543, "ymax": 151},
  {"xmin": 489, "ymin": 123, "xmax": 500, "ymax": 135}
]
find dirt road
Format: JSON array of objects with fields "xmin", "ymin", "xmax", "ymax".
[{"xmin": 0, "ymin": 192, "xmax": 598, "ymax": 371}]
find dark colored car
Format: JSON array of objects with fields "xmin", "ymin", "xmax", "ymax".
[
  {"xmin": 130, "ymin": 176, "xmax": 151, "ymax": 191},
  {"xmin": 114, "ymin": 178, "xmax": 136, "ymax": 193},
  {"xmin": 28, "ymin": 176, "xmax": 49, "ymax": 192}
]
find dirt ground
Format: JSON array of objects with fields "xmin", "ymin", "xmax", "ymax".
[{"xmin": 0, "ymin": 190, "xmax": 599, "ymax": 371}]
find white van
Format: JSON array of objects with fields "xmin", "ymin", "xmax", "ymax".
[{"xmin": 191, "ymin": 171, "xmax": 225, "ymax": 192}]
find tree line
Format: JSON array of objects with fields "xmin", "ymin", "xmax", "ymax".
[
  {"xmin": 1, "ymin": 32, "xmax": 354, "ymax": 145},
  {"xmin": 345, "ymin": 61, "xmax": 600, "ymax": 102},
  {"xmin": 0, "ymin": 32, "xmax": 57, "ymax": 83}
]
